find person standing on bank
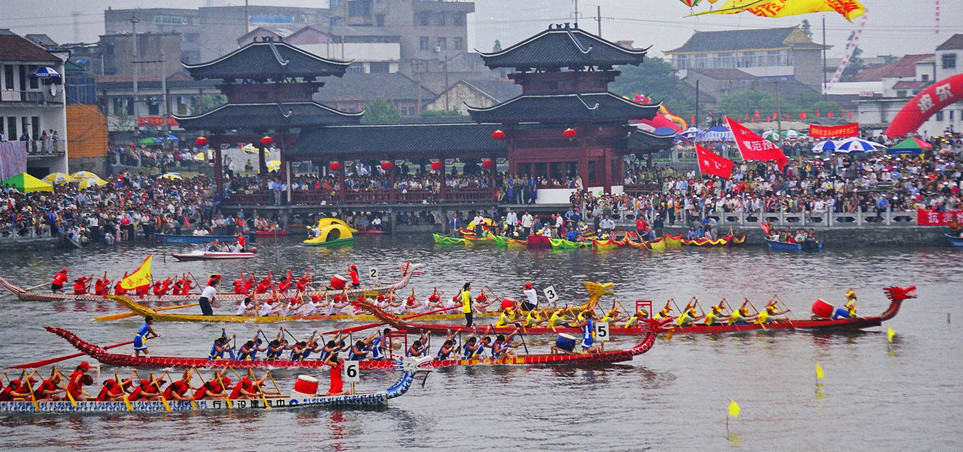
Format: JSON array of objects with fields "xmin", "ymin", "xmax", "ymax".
[
  {"xmin": 461, "ymin": 282, "xmax": 474, "ymax": 327},
  {"xmin": 199, "ymin": 277, "xmax": 218, "ymax": 316}
]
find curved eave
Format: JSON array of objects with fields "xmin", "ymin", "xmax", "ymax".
[
  {"xmin": 476, "ymin": 28, "xmax": 648, "ymax": 69},
  {"xmin": 183, "ymin": 42, "xmax": 351, "ymax": 80},
  {"xmin": 466, "ymin": 93, "xmax": 661, "ymax": 123},
  {"xmin": 174, "ymin": 102, "xmax": 363, "ymax": 130}
]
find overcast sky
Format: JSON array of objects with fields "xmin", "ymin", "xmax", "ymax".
[{"xmin": 1, "ymin": 0, "xmax": 959, "ymax": 59}]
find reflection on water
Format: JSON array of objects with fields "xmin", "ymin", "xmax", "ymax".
[{"xmin": 0, "ymin": 236, "xmax": 960, "ymax": 451}]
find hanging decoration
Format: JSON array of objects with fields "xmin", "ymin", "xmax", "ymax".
[
  {"xmin": 260, "ymin": 136, "xmax": 274, "ymax": 146},
  {"xmin": 431, "ymin": 161, "xmax": 444, "ymax": 171},
  {"xmin": 380, "ymin": 161, "xmax": 394, "ymax": 171},
  {"xmin": 491, "ymin": 130, "xmax": 506, "ymax": 140},
  {"xmin": 329, "ymin": 162, "xmax": 342, "ymax": 172},
  {"xmin": 829, "ymin": 13, "xmax": 868, "ymax": 86},
  {"xmin": 687, "ymin": 0, "xmax": 866, "ymax": 21},
  {"xmin": 194, "ymin": 137, "xmax": 208, "ymax": 147},
  {"xmin": 482, "ymin": 159, "xmax": 494, "ymax": 169},
  {"xmin": 562, "ymin": 128, "xmax": 578, "ymax": 139}
]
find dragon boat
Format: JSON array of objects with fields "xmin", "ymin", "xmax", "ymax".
[
  {"xmin": 766, "ymin": 239, "xmax": 823, "ymax": 252},
  {"xmin": 0, "ymin": 262, "xmax": 421, "ymax": 304},
  {"xmin": 0, "ymin": 365, "xmax": 417, "ymax": 414},
  {"xmin": 171, "ymin": 250, "xmax": 256, "ymax": 261},
  {"xmin": 945, "ymin": 233, "xmax": 963, "ymax": 248},
  {"xmin": 359, "ymin": 286, "xmax": 916, "ymax": 337},
  {"xmin": 681, "ymin": 234, "xmax": 747, "ymax": 247},
  {"xmin": 432, "ymin": 234, "xmax": 466, "ymax": 246}
]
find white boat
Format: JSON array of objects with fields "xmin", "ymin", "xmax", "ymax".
[{"xmin": 171, "ymin": 250, "xmax": 256, "ymax": 261}]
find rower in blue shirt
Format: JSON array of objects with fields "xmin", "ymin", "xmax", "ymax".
[
  {"xmin": 209, "ymin": 336, "xmax": 235, "ymax": 360},
  {"xmin": 570, "ymin": 310, "xmax": 601, "ymax": 353}
]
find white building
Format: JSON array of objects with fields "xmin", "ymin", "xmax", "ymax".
[{"xmin": 0, "ymin": 30, "xmax": 69, "ymax": 176}]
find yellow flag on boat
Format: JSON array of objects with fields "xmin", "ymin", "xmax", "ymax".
[
  {"xmin": 728, "ymin": 400, "xmax": 741, "ymax": 418},
  {"xmin": 120, "ymin": 255, "xmax": 153, "ymax": 290},
  {"xmin": 816, "ymin": 364, "xmax": 824, "ymax": 380},
  {"xmin": 887, "ymin": 328, "xmax": 895, "ymax": 343},
  {"xmin": 689, "ymin": 0, "xmax": 865, "ymax": 21}
]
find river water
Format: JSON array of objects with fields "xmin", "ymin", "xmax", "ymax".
[{"xmin": 0, "ymin": 236, "xmax": 960, "ymax": 451}]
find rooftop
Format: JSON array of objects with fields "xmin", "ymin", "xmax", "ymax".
[
  {"xmin": 314, "ymin": 73, "xmax": 436, "ymax": 104},
  {"xmin": 0, "ymin": 32, "xmax": 62, "ymax": 63},
  {"xmin": 478, "ymin": 23, "xmax": 647, "ymax": 70},
  {"xmin": 286, "ymin": 123, "xmax": 508, "ymax": 160},
  {"xmin": 936, "ymin": 33, "xmax": 963, "ymax": 51},
  {"xmin": 467, "ymin": 92, "xmax": 660, "ymax": 124},
  {"xmin": 686, "ymin": 68, "xmax": 756, "ymax": 81},
  {"xmin": 184, "ymin": 37, "xmax": 350, "ymax": 81},
  {"xmin": 666, "ymin": 26, "xmax": 827, "ymax": 54},
  {"xmin": 175, "ymin": 101, "xmax": 362, "ymax": 131},
  {"xmin": 853, "ymin": 54, "xmax": 934, "ymax": 82}
]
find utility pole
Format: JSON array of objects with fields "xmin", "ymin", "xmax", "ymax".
[
  {"xmin": 695, "ymin": 79, "xmax": 700, "ymax": 129},
  {"xmin": 574, "ymin": 0, "xmax": 579, "ymax": 22},
  {"xmin": 822, "ymin": 15, "xmax": 828, "ymax": 98},
  {"xmin": 774, "ymin": 79, "xmax": 782, "ymax": 141},
  {"xmin": 161, "ymin": 51, "xmax": 170, "ymax": 150},
  {"xmin": 131, "ymin": 15, "xmax": 140, "ymax": 121},
  {"xmin": 596, "ymin": 6, "xmax": 602, "ymax": 36}
]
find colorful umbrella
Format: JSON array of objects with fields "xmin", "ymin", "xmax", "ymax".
[
  {"xmin": 42, "ymin": 172, "xmax": 73, "ymax": 184},
  {"xmin": 887, "ymin": 137, "xmax": 931, "ymax": 155},
  {"xmin": 194, "ymin": 152, "xmax": 209, "ymax": 161},
  {"xmin": 762, "ymin": 130, "xmax": 780, "ymax": 141},
  {"xmin": 32, "ymin": 67, "xmax": 61, "ymax": 78},
  {"xmin": 812, "ymin": 140, "xmax": 838, "ymax": 153},
  {"xmin": 835, "ymin": 138, "xmax": 884, "ymax": 153},
  {"xmin": 267, "ymin": 160, "xmax": 281, "ymax": 171},
  {"xmin": 71, "ymin": 171, "xmax": 99, "ymax": 180},
  {"xmin": 160, "ymin": 172, "xmax": 183, "ymax": 180},
  {"xmin": 78, "ymin": 177, "xmax": 107, "ymax": 189},
  {"xmin": 2, "ymin": 173, "xmax": 53, "ymax": 193}
]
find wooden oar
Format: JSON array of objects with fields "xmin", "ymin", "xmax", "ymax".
[
  {"xmin": 23, "ymin": 282, "xmax": 50, "ymax": 292},
  {"xmin": 214, "ymin": 370, "xmax": 233, "ymax": 409},
  {"xmin": 116, "ymin": 372, "xmax": 132, "ymax": 411},
  {"xmin": 248, "ymin": 368, "xmax": 272, "ymax": 409},
  {"xmin": 54, "ymin": 368, "xmax": 78, "ymax": 408},
  {"xmin": 94, "ymin": 303, "xmax": 201, "ymax": 321},
  {"xmin": 326, "ymin": 306, "xmax": 460, "ymax": 336},
  {"xmin": 150, "ymin": 372, "xmax": 171, "ymax": 412},
  {"xmin": 9, "ymin": 340, "xmax": 135, "ymax": 369}
]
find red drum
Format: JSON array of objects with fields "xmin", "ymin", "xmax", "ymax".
[
  {"xmin": 329, "ymin": 275, "xmax": 347, "ymax": 290},
  {"xmin": 293, "ymin": 375, "xmax": 319, "ymax": 395},
  {"xmin": 812, "ymin": 299, "xmax": 834, "ymax": 318}
]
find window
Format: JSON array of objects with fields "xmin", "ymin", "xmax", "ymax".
[
  {"xmin": 896, "ymin": 90, "xmax": 906, "ymax": 97},
  {"xmin": 419, "ymin": 37, "xmax": 430, "ymax": 50},
  {"xmin": 30, "ymin": 116, "xmax": 39, "ymax": 139},
  {"xmin": 436, "ymin": 37, "xmax": 447, "ymax": 50},
  {"xmin": 3, "ymin": 65, "xmax": 13, "ymax": 90},
  {"xmin": 27, "ymin": 65, "xmax": 39, "ymax": 89},
  {"xmin": 370, "ymin": 62, "xmax": 389, "ymax": 73},
  {"xmin": 922, "ymin": 74, "xmax": 929, "ymax": 81},
  {"xmin": 942, "ymin": 53, "xmax": 957, "ymax": 69},
  {"xmin": 417, "ymin": 12, "xmax": 430, "ymax": 26},
  {"xmin": 951, "ymin": 111, "xmax": 955, "ymax": 121},
  {"xmin": 435, "ymin": 12, "xmax": 446, "ymax": 26},
  {"xmin": 7, "ymin": 118, "xmax": 16, "ymax": 138},
  {"xmin": 453, "ymin": 14, "xmax": 465, "ymax": 26},
  {"xmin": 936, "ymin": 111, "xmax": 944, "ymax": 121},
  {"xmin": 347, "ymin": 64, "xmax": 366, "ymax": 74},
  {"xmin": 375, "ymin": 15, "xmax": 384, "ymax": 27},
  {"xmin": 348, "ymin": 0, "xmax": 372, "ymax": 17},
  {"xmin": 147, "ymin": 97, "xmax": 160, "ymax": 115},
  {"xmin": 454, "ymin": 37, "xmax": 464, "ymax": 50}
]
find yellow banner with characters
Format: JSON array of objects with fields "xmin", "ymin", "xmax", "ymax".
[
  {"xmin": 690, "ymin": 0, "xmax": 865, "ymax": 21},
  {"xmin": 120, "ymin": 255, "xmax": 153, "ymax": 290}
]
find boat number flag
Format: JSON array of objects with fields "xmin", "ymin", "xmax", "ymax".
[
  {"xmin": 120, "ymin": 254, "xmax": 153, "ymax": 290},
  {"xmin": 696, "ymin": 144, "xmax": 734, "ymax": 179},
  {"xmin": 728, "ymin": 400, "xmax": 741, "ymax": 418},
  {"xmin": 724, "ymin": 116, "xmax": 788, "ymax": 170}
]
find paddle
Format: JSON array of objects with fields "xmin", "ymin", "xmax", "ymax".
[
  {"xmin": 9, "ymin": 340, "xmax": 135, "ymax": 369},
  {"xmin": 248, "ymin": 368, "xmax": 272, "ymax": 409},
  {"xmin": 54, "ymin": 368, "xmax": 78, "ymax": 408},
  {"xmin": 23, "ymin": 373, "xmax": 40, "ymax": 410},
  {"xmin": 213, "ymin": 370, "xmax": 233, "ymax": 409},
  {"xmin": 93, "ymin": 303, "xmax": 201, "ymax": 321},
  {"xmin": 515, "ymin": 325, "xmax": 529, "ymax": 354},
  {"xmin": 116, "ymin": 372, "xmax": 132, "ymax": 411},
  {"xmin": 328, "ymin": 305, "xmax": 461, "ymax": 336},
  {"xmin": 23, "ymin": 282, "xmax": 50, "ymax": 292},
  {"xmin": 150, "ymin": 372, "xmax": 171, "ymax": 412}
]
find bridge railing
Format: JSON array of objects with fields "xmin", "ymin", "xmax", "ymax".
[{"xmin": 616, "ymin": 208, "xmax": 921, "ymax": 229}]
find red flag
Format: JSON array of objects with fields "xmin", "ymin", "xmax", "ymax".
[
  {"xmin": 786, "ymin": 113, "xmax": 791, "ymax": 121},
  {"xmin": 800, "ymin": 111, "xmax": 807, "ymax": 120},
  {"xmin": 724, "ymin": 116, "xmax": 787, "ymax": 169},
  {"xmin": 754, "ymin": 109, "xmax": 761, "ymax": 119},
  {"xmin": 827, "ymin": 111, "xmax": 835, "ymax": 119},
  {"xmin": 816, "ymin": 109, "xmax": 821, "ymax": 117},
  {"xmin": 696, "ymin": 144, "xmax": 734, "ymax": 179}
]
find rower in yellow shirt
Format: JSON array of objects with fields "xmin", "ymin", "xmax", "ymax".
[
  {"xmin": 728, "ymin": 299, "xmax": 757, "ymax": 325},
  {"xmin": 703, "ymin": 300, "xmax": 728, "ymax": 326},
  {"xmin": 623, "ymin": 308, "xmax": 649, "ymax": 328},
  {"xmin": 676, "ymin": 306, "xmax": 704, "ymax": 326},
  {"xmin": 653, "ymin": 300, "xmax": 674, "ymax": 321},
  {"xmin": 547, "ymin": 307, "xmax": 570, "ymax": 330},
  {"xmin": 833, "ymin": 289, "xmax": 858, "ymax": 319},
  {"xmin": 495, "ymin": 308, "xmax": 517, "ymax": 328},
  {"xmin": 599, "ymin": 300, "xmax": 624, "ymax": 323}
]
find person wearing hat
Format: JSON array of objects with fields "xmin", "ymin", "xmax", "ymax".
[
  {"xmin": 66, "ymin": 362, "xmax": 94, "ymax": 401},
  {"xmin": 127, "ymin": 378, "xmax": 163, "ymax": 401},
  {"xmin": 198, "ymin": 277, "xmax": 218, "ymax": 316},
  {"xmin": 460, "ymin": 282, "xmax": 474, "ymax": 327},
  {"xmin": 521, "ymin": 282, "xmax": 539, "ymax": 312},
  {"xmin": 50, "ymin": 268, "xmax": 69, "ymax": 293},
  {"xmin": 348, "ymin": 265, "xmax": 361, "ymax": 288},
  {"xmin": 653, "ymin": 300, "xmax": 675, "ymax": 321},
  {"xmin": 834, "ymin": 289, "xmax": 858, "ymax": 319},
  {"xmin": 134, "ymin": 315, "xmax": 159, "ymax": 357}
]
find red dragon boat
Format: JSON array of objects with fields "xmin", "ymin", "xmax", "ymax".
[{"xmin": 355, "ymin": 286, "xmax": 916, "ymax": 337}]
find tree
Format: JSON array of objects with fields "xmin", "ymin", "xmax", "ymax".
[
  {"xmin": 611, "ymin": 56, "xmax": 695, "ymax": 116},
  {"xmin": 362, "ymin": 98, "xmax": 402, "ymax": 124},
  {"xmin": 800, "ymin": 19, "xmax": 813, "ymax": 40},
  {"xmin": 841, "ymin": 31, "xmax": 865, "ymax": 80},
  {"xmin": 190, "ymin": 94, "xmax": 226, "ymax": 116},
  {"xmin": 716, "ymin": 89, "xmax": 781, "ymax": 118},
  {"xmin": 492, "ymin": 40, "xmax": 502, "ymax": 52}
]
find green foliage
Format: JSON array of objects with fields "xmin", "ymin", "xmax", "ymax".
[
  {"xmin": 190, "ymin": 94, "xmax": 226, "ymax": 116},
  {"xmin": 800, "ymin": 19, "xmax": 813, "ymax": 40},
  {"xmin": 611, "ymin": 56, "xmax": 695, "ymax": 116},
  {"xmin": 362, "ymin": 98, "xmax": 402, "ymax": 124},
  {"xmin": 717, "ymin": 89, "xmax": 782, "ymax": 118}
]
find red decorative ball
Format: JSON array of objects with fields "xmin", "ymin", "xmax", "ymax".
[
  {"xmin": 329, "ymin": 162, "xmax": 342, "ymax": 171},
  {"xmin": 430, "ymin": 161, "xmax": 444, "ymax": 171},
  {"xmin": 481, "ymin": 159, "xmax": 494, "ymax": 169},
  {"xmin": 381, "ymin": 161, "xmax": 394, "ymax": 171},
  {"xmin": 562, "ymin": 128, "xmax": 577, "ymax": 139},
  {"xmin": 194, "ymin": 136, "xmax": 208, "ymax": 146},
  {"xmin": 260, "ymin": 136, "xmax": 274, "ymax": 146},
  {"xmin": 491, "ymin": 129, "xmax": 506, "ymax": 140}
]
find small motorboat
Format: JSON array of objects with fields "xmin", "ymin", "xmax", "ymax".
[
  {"xmin": 171, "ymin": 250, "xmax": 256, "ymax": 261},
  {"xmin": 766, "ymin": 239, "xmax": 822, "ymax": 252}
]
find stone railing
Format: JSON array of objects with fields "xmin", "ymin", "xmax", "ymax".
[
  {"xmin": 224, "ymin": 187, "xmax": 497, "ymax": 206},
  {"xmin": 614, "ymin": 208, "xmax": 919, "ymax": 229}
]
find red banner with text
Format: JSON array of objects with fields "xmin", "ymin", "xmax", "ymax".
[
  {"xmin": 138, "ymin": 116, "xmax": 179, "ymax": 127},
  {"xmin": 809, "ymin": 123, "xmax": 859, "ymax": 138},
  {"xmin": 916, "ymin": 209, "xmax": 963, "ymax": 226}
]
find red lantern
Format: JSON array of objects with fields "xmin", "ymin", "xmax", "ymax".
[
  {"xmin": 329, "ymin": 162, "xmax": 342, "ymax": 172},
  {"xmin": 481, "ymin": 159, "xmax": 494, "ymax": 169},
  {"xmin": 380, "ymin": 161, "xmax": 394, "ymax": 171},
  {"xmin": 562, "ymin": 128, "xmax": 577, "ymax": 139},
  {"xmin": 430, "ymin": 161, "xmax": 444, "ymax": 171},
  {"xmin": 491, "ymin": 129, "xmax": 506, "ymax": 140},
  {"xmin": 195, "ymin": 136, "xmax": 208, "ymax": 146},
  {"xmin": 260, "ymin": 136, "xmax": 274, "ymax": 146}
]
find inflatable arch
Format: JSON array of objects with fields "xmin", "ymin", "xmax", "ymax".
[{"xmin": 885, "ymin": 73, "xmax": 963, "ymax": 137}]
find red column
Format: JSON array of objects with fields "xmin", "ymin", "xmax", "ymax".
[
  {"xmin": 212, "ymin": 139, "xmax": 224, "ymax": 197},
  {"xmin": 438, "ymin": 156, "xmax": 447, "ymax": 202},
  {"xmin": 389, "ymin": 158, "xmax": 397, "ymax": 202}
]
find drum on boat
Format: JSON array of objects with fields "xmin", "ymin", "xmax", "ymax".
[
  {"xmin": 292, "ymin": 375, "xmax": 319, "ymax": 396},
  {"xmin": 812, "ymin": 299, "xmax": 834, "ymax": 318},
  {"xmin": 329, "ymin": 275, "xmax": 347, "ymax": 290},
  {"xmin": 555, "ymin": 334, "xmax": 576, "ymax": 352}
]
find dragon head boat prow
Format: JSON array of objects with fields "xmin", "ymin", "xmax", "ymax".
[
  {"xmin": 583, "ymin": 282, "xmax": 615, "ymax": 297},
  {"xmin": 883, "ymin": 286, "xmax": 917, "ymax": 302}
]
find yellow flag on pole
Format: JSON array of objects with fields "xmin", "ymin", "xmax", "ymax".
[
  {"xmin": 816, "ymin": 364, "xmax": 825, "ymax": 380},
  {"xmin": 728, "ymin": 400, "xmax": 741, "ymax": 418},
  {"xmin": 689, "ymin": 0, "xmax": 865, "ymax": 21},
  {"xmin": 120, "ymin": 255, "xmax": 153, "ymax": 290},
  {"xmin": 887, "ymin": 328, "xmax": 895, "ymax": 343}
]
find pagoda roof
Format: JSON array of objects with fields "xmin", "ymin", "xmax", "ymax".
[
  {"xmin": 286, "ymin": 123, "xmax": 507, "ymax": 160},
  {"xmin": 624, "ymin": 129, "xmax": 676, "ymax": 153},
  {"xmin": 467, "ymin": 92, "xmax": 660, "ymax": 124},
  {"xmin": 478, "ymin": 23, "xmax": 647, "ymax": 70},
  {"xmin": 175, "ymin": 101, "xmax": 362, "ymax": 131},
  {"xmin": 184, "ymin": 37, "xmax": 350, "ymax": 81}
]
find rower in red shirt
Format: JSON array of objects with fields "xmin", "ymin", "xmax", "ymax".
[
  {"xmin": 255, "ymin": 274, "xmax": 273, "ymax": 294},
  {"xmin": 94, "ymin": 379, "xmax": 126, "ymax": 402},
  {"xmin": 50, "ymin": 269, "xmax": 69, "ymax": 293},
  {"xmin": 181, "ymin": 276, "xmax": 195, "ymax": 295},
  {"xmin": 94, "ymin": 277, "xmax": 111, "ymax": 296},
  {"xmin": 73, "ymin": 276, "xmax": 90, "ymax": 295},
  {"xmin": 127, "ymin": 379, "xmax": 162, "ymax": 401},
  {"xmin": 66, "ymin": 362, "xmax": 94, "ymax": 401}
]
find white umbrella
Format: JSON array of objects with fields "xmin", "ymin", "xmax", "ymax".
[
  {"xmin": 812, "ymin": 140, "xmax": 838, "ymax": 153},
  {"xmin": 71, "ymin": 171, "xmax": 99, "ymax": 180},
  {"xmin": 785, "ymin": 130, "xmax": 800, "ymax": 139},
  {"xmin": 78, "ymin": 177, "xmax": 107, "ymax": 189},
  {"xmin": 762, "ymin": 130, "xmax": 780, "ymax": 141},
  {"xmin": 836, "ymin": 138, "xmax": 884, "ymax": 153}
]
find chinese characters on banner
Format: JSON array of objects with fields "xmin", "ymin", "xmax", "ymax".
[
  {"xmin": 885, "ymin": 73, "xmax": 963, "ymax": 137},
  {"xmin": 696, "ymin": 144, "xmax": 734, "ymax": 179},
  {"xmin": 916, "ymin": 209, "xmax": 963, "ymax": 226},
  {"xmin": 137, "ymin": 116, "xmax": 180, "ymax": 127},
  {"xmin": 724, "ymin": 116, "xmax": 788, "ymax": 169},
  {"xmin": 809, "ymin": 123, "xmax": 859, "ymax": 138}
]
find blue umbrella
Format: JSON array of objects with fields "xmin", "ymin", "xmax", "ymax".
[
  {"xmin": 32, "ymin": 67, "xmax": 61, "ymax": 78},
  {"xmin": 652, "ymin": 127, "xmax": 678, "ymax": 137},
  {"xmin": 811, "ymin": 140, "xmax": 837, "ymax": 153},
  {"xmin": 166, "ymin": 134, "xmax": 180, "ymax": 142},
  {"xmin": 835, "ymin": 138, "xmax": 883, "ymax": 153}
]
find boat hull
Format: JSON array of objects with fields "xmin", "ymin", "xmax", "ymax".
[
  {"xmin": 766, "ymin": 239, "xmax": 822, "ymax": 252},
  {"xmin": 171, "ymin": 252, "xmax": 256, "ymax": 261},
  {"xmin": 303, "ymin": 237, "xmax": 355, "ymax": 247},
  {"xmin": 157, "ymin": 234, "xmax": 247, "ymax": 244},
  {"xmin": 946, "ymin": 233, "xmax": 963, "ymax": 248}
]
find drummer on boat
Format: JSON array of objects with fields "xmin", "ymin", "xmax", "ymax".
[
  {"xmin": 134, "ymin": 316, "xmax": 159, "ymax": 357},
  {"xmin": 833, "ymin": 289, "xmax": 858, "ymax": 319}
]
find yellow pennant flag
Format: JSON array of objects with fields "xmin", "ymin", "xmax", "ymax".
[
  {"xmin": 887, "ymin": 328, "xmax": 895, "ymax": 343},
  {"xmin": 728, "ymin": 400, "xmax": 741, "ymax": 418},
  {"xmin": 120, "ymin": 254, "xmax": 153, "ymax": 290},
  {"xmin": 816, "ymin": 364, "xmax": 825, "ymax": 380},
  {"xmin": 690, "ymin": 0, "xmax": 865, "ymax": 21}
]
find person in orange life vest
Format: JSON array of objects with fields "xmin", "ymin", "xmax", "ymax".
[
  {"xmin": 66, "ymin": 362, "xmax": 94, "ymax": 401},
  {"xmin": 51, "ymin": 269, "xmax": 68, "ymax": 292},
  {"xmin": 114, "ymin": 272, "xmax": 129, "ymax": 295},
  {"xmin": 348, "ymin": 265, "xmax": 361, "ymax": 288},
  {"xmin": 73, "ymin": 276, "xmax": 91, "ymax": 295},
  {"xmin": 278, "ymin": 269, "xmax": 293, "ymax": 294}
]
